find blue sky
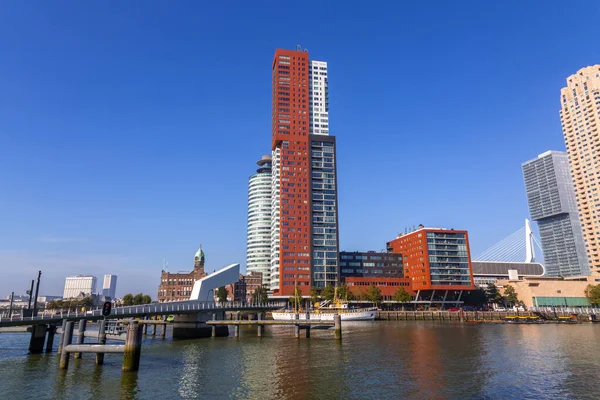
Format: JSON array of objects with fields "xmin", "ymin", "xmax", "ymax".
[{"xmin": 1, "ymin": 1, "xmax": 599, "ymax": 298}]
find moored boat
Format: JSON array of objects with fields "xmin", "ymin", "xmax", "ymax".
[{"xmin": 272, "ymin": 299, "xmax": 376, "ymax": 321}]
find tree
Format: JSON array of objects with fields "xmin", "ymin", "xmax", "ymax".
[
  {"xmin": 133, "ymin": 293, "xmax": 144, "ymax": 305},
  {"xmin": 310, "ymin": 287, "xmax": 320, "ymax": 304},
  {"xmin": 252, "ymin": 287, "xmax": 269, "ymax": 304},
  {"xmin": 503, "ymin": 285, "xmax": 519, "ymax": 306},
  {"xmin": 486, "ymin": 284, "xmax": 504, "ymax": 305},
  {"xmin": 585, "ymin": 284, "xmax": 600, "ymax": 305},
  {"xmin": 122, "ymin": 294, "xmax": 134, "ymax": 306},
  {"xmin": 365, "ymin": 284, "xmax": 382, "ymax": 306},
  {"xmin": 337, "ymin": 283, "xmax": 354, "ymax": 301},
  {"xmin": 79, "ymin": 296, "xmax": 96, "ymax": 308},
  {"xmin": 216, "ymin": 286, "xmax": 229, "ymax": 302},
  {"xmin": 462, "ymin": 289, "xmax": 487, "ymax": 307},
  {"xmin": 321, "ymin": 284, "xmax": 335, "ymax": 301},
  {"xmin": 142, "ymin": 295, "xmax": 152, "ymax": 304},
  {"xmin": 393, "ymin": 287, "xmax": 412, "ymax": 309}
]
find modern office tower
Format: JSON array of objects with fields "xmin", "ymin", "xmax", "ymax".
[
  {"xmin": 63, "ymin": 275, "xmax": 97, "ymax": 299},
  {"xmin": 522, "ymin": 151, "xmax": 589, "ymax": 276},
  {"xmin": 246, "ymin": 155, "xmax": 272, "ymax": 286},
  {"xmin": 387, "ymin": 226, "xmax": 475, "ymax": 303},
  {"xmin": 101, "ymin": 274, "xmax": 118, "ymax": 299},
  {"xmin": 560, "ymin": 65, "xmax": 600, "ymax": 275},
  {"xmin": 270, "ymin": 47, "xmax": 339, "ymax": 296}
]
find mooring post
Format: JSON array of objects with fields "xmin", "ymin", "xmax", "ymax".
[
  {"xmin": 28, "ymin": 324, "xmax": 48, "ymax": 354},
  {"xmin": 96, "ymin": 320, "xmax": 107, "ymax": 365},
  {"xmin": 305, "ymin": 323, "xmax": 311, "ymax": 339},
  {"xmin": 74, "ymin": 319, "xmax": 87, "ymax": 359},
  {"xmin": 152, "ymin": 322, "xmax": 157, "ymax": 336},
  {"xmin": 257, "ymin": 313, "xmax": 264, "ymax": 337},
  {"xmin": 59, "ymin": 321, "xmax": 75, "ymax": 370},
  {"xmin": 46, "ymin": 325, "xmax": 57, "ymax": 353},
  {"xmin": 334, "ymin": 314, "xmax": 342, "ymax": 340},
  {"xmin": 57, "ymin": 319, "xmax": 68, "ymax": 355},
  {"xmin": 295, "ymin": 324, "xmax": 300, "ymax": 338},
  {"xmin": 459, "ymin": 308, "xmax": 465, "ymax": 323},
  {"xmin": 122, "ymin": 321, "xmax": 142, "ymax": 372}
]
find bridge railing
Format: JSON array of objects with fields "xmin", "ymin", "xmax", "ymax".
[
  {"xmin": 530, "ymin": 306, "xmax": 599, "ymax": 315},
  {"xmin": 0, "ymin": 300, "xmax": 286, "ymax": 324}
]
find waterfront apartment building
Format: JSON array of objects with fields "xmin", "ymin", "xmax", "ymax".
[
  {"xmin": 270, "ymin": 47, "xmax": 339, "ymax": 296},
  {"xmin": 157, "ymin": 246, "xmax": 207, "ymax": 302},
  {"xmin": 339, "ymin": 251, "xmax": 411, "ymax": 300},
  {"xmin": 246, "ymin": 155, "xmax": 272, "ymax": 286},
  {"xmin": 387, "ymin": 226, "xmax": 475, "ymax": 303},
  {"xmin": 63, "ymin": 275, "xmax": 97, "ymax": 299},
  {"xmin": 102, "ymin": 274, "xmax": 118, "ymax": 299},
  {"xmin": 522, "ymin": 151, "xmax": 589, "ymax": 276},
  {"xmin": 560, "ymin": 65, "xmax": 600, "ymax": 275}
]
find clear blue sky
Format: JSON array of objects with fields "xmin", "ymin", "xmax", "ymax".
[{"xmin": 1, "ymin": 1, "xmax": 599, "ymax": 298}]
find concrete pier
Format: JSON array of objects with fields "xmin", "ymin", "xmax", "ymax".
[
  {"xmin": 46, "ymin": 325, "xmax": 57, "ymax": 353},
  {"xmin": 29, "ymin": 324, "xmax": 48, "ymax": 354},
  {"xmin": 74, "ymin": 319, "xmax": 87, "ymax": 359},
  {"xmin": 122, "ymin": 321, "xmax": 142, "ymax": 372},
  {"xmin": 57, "ymin": 320, "xmax": 68, "ymax": 355},
  {"xmin": 257, "ymin": 313, "xmax": 264, "ymax": 337},
  {"xmin": 59, "ymin": 321, "xmax": 74, "ymax": 370},
  {"xmin": 172, "ymin": 311, "xmax": 228, "ymax": 339},
  {"xmin": 334, "ymin": 315, "xmax": 342, "ymax": 340},
  {"xmin": 96, "ymin": 320, "xmax": 107, "ymax": 365}
]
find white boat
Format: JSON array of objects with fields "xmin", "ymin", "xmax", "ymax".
[{"xmin": 272, "ymin": 300, "xmax": 376, "ymax": 321}]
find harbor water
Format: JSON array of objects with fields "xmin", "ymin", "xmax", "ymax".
[{"xmin": 1, "ymin": 321, "xmax": 600, "ymax": 399}]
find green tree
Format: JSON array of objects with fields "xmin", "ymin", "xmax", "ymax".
[
  {"xmin": 393, "ymin": 287, "xmax": 412, "ymax": 309},
  {"xmin": 252, "ymin": 287, "xmax": 269, "ymax": 304},
  {"xmin": 503, "ymin": 285, "xmax": 519, "ymax": 306},
  {"xmin": 337, "ymin": 283, "xmax": 354, "ymax": 301},
  {"xmin": 142, "ymin": 295, "xmax": 152, "ymax": 304},
  {"xmin": 79, "ymin": 297, "xmax": 96, "ymax": 308},
  {"xmin": 216, "ymin": 286, "xmax": 229, "ymax": 302},
  {"xmin": 585, "ymin": 284, "xmax": 600, "ymax": 305},
  {"xmin": 310, "ymin": 287, "xmax": 320, "ymax": 304},
  {"xmin": 486, "ymin": 284, "xmax": 504, "ymax": 305},
  {"xmin": 122, "ymin": 294, "xmax": 134, "ymax": 306},
  {"xmin": 462, "ymin": 289, "xmax": 487, "ymax": 307},
  {"xmin": 133, "ymin": 293, "xmax": 145, "ymax": 305},
  {"xmin": 321, "ymin": 284, "xmax": 335, "ymax": 301},
  {"xmin": 365, "ymin": 284, "xmax": 382, "ymax": 306}
]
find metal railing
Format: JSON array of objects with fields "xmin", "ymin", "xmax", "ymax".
[
  {"xmin": 530, "ymin": 306, "xmax": 599, "ymax": 315},
  {"xmin": 0, "ymin": 300, "xmax": 285, "ymax": 325}
]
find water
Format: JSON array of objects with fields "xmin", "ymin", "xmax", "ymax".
[{"xmin": 1, "ymin": 322, "xmax": 599, "ymax": 399}]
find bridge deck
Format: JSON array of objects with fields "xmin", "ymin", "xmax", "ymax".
[{"xmin": 206, "ymin": 320, "xmax": 334, "ymax": 326}]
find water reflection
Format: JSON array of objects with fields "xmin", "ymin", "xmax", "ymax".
[{"xmin": 120, "ymin": 372, "xmax": 139, "ymax": 400}]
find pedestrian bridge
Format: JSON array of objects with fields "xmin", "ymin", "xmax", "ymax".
[{"xmin": 0, "ymin": 300, "xmax": 285, "ymax": 328}]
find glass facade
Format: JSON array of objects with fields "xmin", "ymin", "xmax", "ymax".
[
  {"xmin": 310, "ymin": 138, "xmax": 339, "ymax": 288},
  {"xmin": 426, "ymin": 232, "xmax": 472, "ymax": 285}
]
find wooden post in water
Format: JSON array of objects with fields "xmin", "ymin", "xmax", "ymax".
[
  {"xmin": 122, "ymin": 321, "xmax": 142, "ymax": 372},
  {"xmin": 334, "ymin": 314, "xmax": 342, "ymax": 340},
  {"xmin": 96, "ymin": 320, "xmax": 107, "ymax": 365},
  {"xmin": 294, "ymin": 324, "xmax": 300, "ymax": 338},
  {"xmin": 74, "ymin": 319, "xmax": 87, "ymax": 359},
  {"xmin": 144, "ymin": 318, "xmax": 149, "ymax": 335},
  {"xmin": 46, "ymin": 325, "xmax": 57, "ymax": 353},
  {"xmin": 57, "ymin": 319, "xmax": 68, "ymax": 355},
  {"xmin": 212, "ymin": 313, "xmax": 217, "ymax": 338},
  {"xmin": 59, "ymin": 321, "xmax": 74, "ymax": 370},
  {"xmin": 305, "ymin": 324, "xmax": 311, "ymax": 338},
  {"xmin": 257, "ymin": 313, "xmax": 264, "ymax": 337}
]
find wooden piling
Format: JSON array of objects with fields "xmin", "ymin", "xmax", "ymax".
[
  {"xmin": 305, "ymin": 325, "xmax": 311, "ymax": 338},
  {"xmin": 28, "ymin": 324, "xmax": 47, "ymax": 354},
  {"xmin": 74, "ymin": 319, "xmax": 87, "ymax": 359},
  {"xmin": 234, "ymin": 324, "xmax": 240, "ymax": 337},
  {"xmin": 294, "ymin": 324, "xmax": 300, "ymax": 338},
  {"xmin": 212, "ymin": 313, "xmax": 217, "ymax": 338},
  {"xmin": 59, "ymin": 321, "xmax": 75, "ymax": 370},
  {"xmin": 46, "ymin": 325, "xmax": 57, "ymax": 353},
  {"xmin": 257, "ymin": 313, "xmax": 264, "ymax": 337},
  {"xmin": 122, "ymin": 321, "xmax": 142, "ymax": 372},
  {"xmin": 96, "ymin": 320, "xmax": 106, "ymax": 365},
  {"xmin": 334, "ymin": 315, "xmax": 342, "ymax": 340}
]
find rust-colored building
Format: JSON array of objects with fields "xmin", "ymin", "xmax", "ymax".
[
  {"xmin": 226, "ymin": 271, "xmax": 264, "ymax": 303},
  {"xmin": 157, "ymin": 246, "xmax": 207, "ymax": 303},
  {"xmin": 386, "ymin": 226, "xmax": 475, "ymax": 303}
]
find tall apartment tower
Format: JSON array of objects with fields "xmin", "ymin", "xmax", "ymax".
[
  {"xmin": 270, "ymin": 47, "xmax": 339, "ymax": 296},
  {"xmin": 560, "ymin": 65, "xmax": 600, "ymax": 275},
  {"xmin": 102, "ymin": 274, "xmax": 118, "ymax": 299},
  {"xmin": 246, "ymin": 155, "xmax": 272, "ymax": 286},
  {"xmin": 522, "ymin": 151, "xmax": 589, "ymax": 276}
]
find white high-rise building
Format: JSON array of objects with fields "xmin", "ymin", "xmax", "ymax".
[
  {"xmin": 63, "ymin": 275, "xmax": 97, "ymax": 299},
  {"xmin": 246, "ymin": 156, "xmax": 272, "ymax": 286},
  {"xmin": 102, "ymin": 274, "xmax": 118, "ymax": 299},
  {"xmin": 309, "ymin": 60, "xmax": 329, "ymax": 135}
]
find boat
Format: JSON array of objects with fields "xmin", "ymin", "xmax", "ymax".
[{"xmin": 272, "ymin": 285, "xmax": 377, "ymax": 321}]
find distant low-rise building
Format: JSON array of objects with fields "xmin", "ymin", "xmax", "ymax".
[
  {"xmin": 225, "ymin": 271, "xmax": 264, "ymax": 303},
  {"xmin": 158, "ymin": 246, "xmax": 207, "ymax": 302},
  {"xmin": 496, "ymin": 275, "xmax": 599, "ymax": 308},
  {"xmin": 472, "ymin": 261, "xmax": 545, "ymax": 288}
]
